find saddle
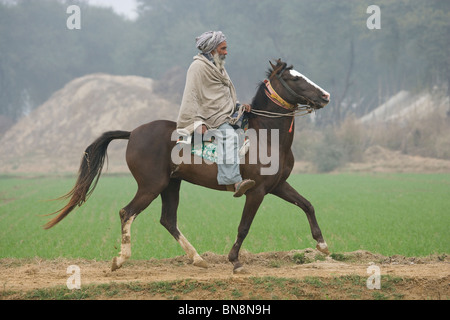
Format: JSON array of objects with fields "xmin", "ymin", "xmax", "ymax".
[{"xmin": 176, "ymin": 112, "xmax": 250, "ymax": 163}]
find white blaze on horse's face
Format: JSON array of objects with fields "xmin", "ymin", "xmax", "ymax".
[{"xmin": 290, "ymin": 69, "xmax": 330, "ymax": 103}]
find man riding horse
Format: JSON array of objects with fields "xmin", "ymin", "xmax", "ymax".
[
  {"xmin": 176, "ymin": 31, "xmax": 255, "ymax": 197},
  {"xmin": 44, "ymin": 31, "xmax": 331, "ymax": 273}
]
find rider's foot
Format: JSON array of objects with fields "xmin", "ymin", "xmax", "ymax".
[{"xmin": 233, "ymin": 179, "xmax": 255, "ymax": 197}]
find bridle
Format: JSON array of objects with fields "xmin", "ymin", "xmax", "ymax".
[
  {"xmin": 275, "ymin": 66, "xmax": 315, "ymax": 107},
  {"xmin": 250, "ymin": 68, "xmax": 315, "ymax": 124}
]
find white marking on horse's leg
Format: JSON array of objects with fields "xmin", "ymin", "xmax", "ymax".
[
  {"xmin": 316, "ymin": 241, "xmax": 330, "ymax": 255},
  {"xmin": 111, "ymin": 216, "xmax": 134, "ymax": 271},
  {"xmin": 177, "ymin": 231, "xmax": 208, "ymax": 268}
]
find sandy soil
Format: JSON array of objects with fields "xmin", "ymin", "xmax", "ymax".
[{"xmin": 1, "ymin": 250, "xmax": 448, "ymax": 300}]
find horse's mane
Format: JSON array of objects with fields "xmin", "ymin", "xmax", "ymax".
[{"xmin": 249, "ymin": 82, "xmax": 268, "ymax": 117}]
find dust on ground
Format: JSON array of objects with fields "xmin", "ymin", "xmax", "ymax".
[{"xmin": 1, "ymin": 249, "xmax": 448, "ymax": 300}]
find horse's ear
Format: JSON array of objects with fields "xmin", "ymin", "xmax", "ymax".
[
  {"xmin": 269, "ymin": 59, "xmax": 283, "ymax": 70},
  {"xmin": 269, "ymin": 59, "xmax": 286, "ymax": 75},
  {"xmin": 269, "ymin": 60, "xmax": 277, "ymax": 71}
]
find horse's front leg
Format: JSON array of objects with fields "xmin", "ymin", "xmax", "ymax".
[
  {"xmin": 228, "ymin": 191, "xmax": 264, "ymax": 273},
  {"xmin": 271, "ymin": 181, "xmax": 329, "ymax": 255}
]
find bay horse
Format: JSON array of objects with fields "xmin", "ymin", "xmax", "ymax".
[{"xmin": 44, "ymin": 59, "xmax": 331, "ymax": 273}]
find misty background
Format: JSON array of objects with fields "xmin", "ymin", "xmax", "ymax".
[{"xmin": 1, "ymin": 0, "xmax": 449, "ymax": 172}]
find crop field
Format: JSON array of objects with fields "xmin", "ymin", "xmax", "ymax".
[
  {"xmin": 1, "ymin": 172, "xmax": 449, "ymax": 300},
  {"xmin": 1, "ymin": 173, "xmax": 449, "ymax": 260}
]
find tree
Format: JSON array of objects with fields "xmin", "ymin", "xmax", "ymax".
[
  {"xmin": 1, "ymin": 0, "xmax": 448, "ymax": 128},
  {"xmin": 0, "ymin": 0, "xmax": 134, "ymax": 121}
]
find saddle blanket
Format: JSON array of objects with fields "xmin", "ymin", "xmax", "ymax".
[{"xmin": 177, "ymin": 135, "xmax": 250, "ymax": 163}]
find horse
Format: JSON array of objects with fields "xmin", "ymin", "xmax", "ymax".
[{"xmin": 44, "ymin": 59, "xmax": 331, "ymax": 273}]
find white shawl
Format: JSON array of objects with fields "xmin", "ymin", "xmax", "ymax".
[{"xmin": 176, "ymin": 54, "xmax": 237, "ymax": 134}]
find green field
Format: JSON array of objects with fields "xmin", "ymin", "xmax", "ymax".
[{"xmin": 0, "ymin": 173, "xmax": 449, "ymax": 260}]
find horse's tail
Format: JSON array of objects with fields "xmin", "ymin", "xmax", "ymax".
[{"xmin": 43, "ymin": 131, "xmax": 131, "ymax": 229}]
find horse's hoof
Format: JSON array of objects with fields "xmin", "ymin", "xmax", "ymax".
[
  {"xmin": 316, "ymin": 242, "xmax": 330, "ymax": 255},
  {"xmin": 233, "ymin": 262, "xmax": 250, "ymax": 274},
  {"xmin": 193, "ymin": 257, "xmax": 208, "ymax": 269},
  {"xmin": 233, "ymin": 266, "xmax": 249, "ymax": 274},
  {"xmin": 111, "ymin": 257, "xmax": 121, "ymax": 272}
]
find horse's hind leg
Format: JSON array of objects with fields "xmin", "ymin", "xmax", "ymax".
[
  {"xmin": 111, "ymin": 190, "xmax": 159, "ymax": 271},
  {"xmin": 160, "ymin": 179, "xmax": 208, "ymax": 268}
]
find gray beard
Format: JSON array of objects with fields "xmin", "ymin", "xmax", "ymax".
[{"xmin": 213, "ymin": 52, "xmax": 226, "ymax": 71}]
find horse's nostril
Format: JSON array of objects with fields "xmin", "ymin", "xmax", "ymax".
[{"xmin": 322, "ymin": 93, "xmax": 330, "ymax": 101}]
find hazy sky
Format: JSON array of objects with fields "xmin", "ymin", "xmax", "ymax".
[{"xmin": 87, "ymin": 0, "xmax": 139, "ymax": 20}]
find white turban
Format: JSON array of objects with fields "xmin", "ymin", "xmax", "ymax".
[{"xmin": 196, "ymin": 31, "xmax": 226, "ymax": 54}]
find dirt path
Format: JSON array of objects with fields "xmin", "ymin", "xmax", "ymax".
[{"xmin": 1, "ymin": 250, "xmax": 448, "ymax": 300}]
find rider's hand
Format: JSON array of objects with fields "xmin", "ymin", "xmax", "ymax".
[{"xmin": 243, "ymin": 104, "xmax": 251, "ymax": 112}]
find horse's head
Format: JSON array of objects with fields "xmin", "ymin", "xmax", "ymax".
[{"xmin": 268, "ymin": 59, "xmax": 330, "ymax": 109}]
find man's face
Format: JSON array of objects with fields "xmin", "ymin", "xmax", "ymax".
[{"xmin": 213, "ymin": 41, "xmax": 227, "ymax": 58}]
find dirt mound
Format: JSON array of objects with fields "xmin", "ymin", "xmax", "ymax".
[
  {"xmin": 293, "ymin": 145, "xmax": 450, "ymax": 173},
  {"xmin": 0, "ymin": 74, "xmax": 178, "ymax": 173},
  {"xmin": 339, "ymin": 145, "xmax": 450, "ymax": 173},
  {"xmin": 360, "ymin": 90, "xmax": 449, "ymax": 124},
  {"xmin": 1, "ymin": 250, "xmax": 448, "ymax": 300}
]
